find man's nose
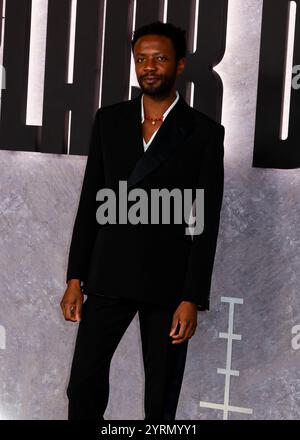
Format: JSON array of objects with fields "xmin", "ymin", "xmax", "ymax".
[{"xmin": 143, "ymin": 59, "xmax": 156, "ymax": 71}]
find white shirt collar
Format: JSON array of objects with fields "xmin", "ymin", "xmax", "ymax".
[{"xmin": 141, "ymin": 90, "xmax": 179, "ymax": 123}]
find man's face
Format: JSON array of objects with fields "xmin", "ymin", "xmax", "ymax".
[{"xmin": 133, "ymin": 34, "xmax": 185, "ymax": 97}]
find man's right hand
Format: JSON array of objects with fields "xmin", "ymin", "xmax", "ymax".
[{"xmin": 60, "ymin": 279, "xmax": 84, "ymax": 322}]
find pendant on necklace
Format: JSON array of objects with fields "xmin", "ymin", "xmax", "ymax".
[{"xmin": 152, "ymin": 120, "xmax": 156, "ymax": 125}]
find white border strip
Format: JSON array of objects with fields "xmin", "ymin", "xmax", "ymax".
[
  {"xmin": 99, "ymin": 0, "xmax": 107, "ymax": 107},
  {"xmin": 280, "ymin": 1, "xmax": 297, "ymax": 140},
  {"xmin": 192, "ymin": 0, "xmax": 199, "ymax": 53},
  {"xmin": 67, "ymin": 0, "xmax": 77, "ymax": 84},
  {"xmin": 26, "ymin": 0, "xmax": 48, "ymax": 126},
  {"xmin": 66, "ymin": 110, "xmax": 72, "ymax": 155},
  {"xmin": 163, "ymin": 0, "xmax": 168, "ymax": 23}
]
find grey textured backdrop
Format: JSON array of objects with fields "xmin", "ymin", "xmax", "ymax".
[{"xmin": 0, "ymin": 0, "xmax": 300, "ymax": 419}]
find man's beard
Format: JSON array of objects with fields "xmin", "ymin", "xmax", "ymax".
[{"xmin": 138, "ymin": 71, "xmax": 177, "ymax": 98}]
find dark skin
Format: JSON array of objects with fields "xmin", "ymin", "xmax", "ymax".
[
  {"xmin": 60, "ymin": 34, "xmax": 198, "ymax": 345},
  {"xmin": 134, "ymin": 34, "xmax": 183, "ymax": 143}
]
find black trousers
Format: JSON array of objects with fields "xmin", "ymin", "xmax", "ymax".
[{"xmin": 66, "ymin": 294, "xmax": 189, "ymax": 420}]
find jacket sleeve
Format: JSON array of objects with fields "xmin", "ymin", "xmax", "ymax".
[
  {"xmin": 181, "ymin": 124, "xmax": 225, "ymax": 311},
  {"xmin": 66, "ymin": 108, "xmax": 104, "ymax": 285}
]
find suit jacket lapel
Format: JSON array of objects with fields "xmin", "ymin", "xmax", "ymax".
[
  {"xmin": 119, "ymin": 93, "xmax": 145, "ymax": 175},
  {"xmin": 127, "ymin": 92, "xmax": 196, "ymax": 190}
]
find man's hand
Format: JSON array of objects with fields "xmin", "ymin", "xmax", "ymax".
[
  {"xmin": 60, "ymin": 279, "xmax": 84, "ymax": 322},
  {"xmin": 169, "ymin": 301, "xmax": 197, "ymax": 344}
]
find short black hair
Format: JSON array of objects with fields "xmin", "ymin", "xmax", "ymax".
[{"xmin": 131, "ymin": 21, "xmax": 187, "ymax": 60}]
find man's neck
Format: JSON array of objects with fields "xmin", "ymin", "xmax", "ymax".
[{"xmin": 143, "ymin": 89, "xmax": 177, "ymax": 117}]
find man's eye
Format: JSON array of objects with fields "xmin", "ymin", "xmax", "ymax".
[
  {"xmin": 157, "ymin": 56, "xmax": 167, "ymax": 61},
  {"xmin": 136, "ymin": 58, "xmax": 145, "ymax": 63}
]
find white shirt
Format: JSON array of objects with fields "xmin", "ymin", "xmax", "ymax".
[{"xmin": 141, "ymin": 90, "xmax": 180, "ymax": 151}]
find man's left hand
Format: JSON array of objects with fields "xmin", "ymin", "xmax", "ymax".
[{"xmin": 169, "ymin": 301, "xmax": 197, "ymax": 344}]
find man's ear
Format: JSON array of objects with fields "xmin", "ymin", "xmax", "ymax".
[{"xmin": 176, "ymin": 58, "xmax": 186, "ymax": 76}]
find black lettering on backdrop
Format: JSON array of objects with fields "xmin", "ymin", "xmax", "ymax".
[
  {"xmin": 0, "ymin": 0, "xmax": 227, "ymax": 155},
  {"xmin": 253, "ymin": 0, "xmax": 300, "ymax": 169}
]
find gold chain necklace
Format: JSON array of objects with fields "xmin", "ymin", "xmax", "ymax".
[{"xmin": 144, "ymin": 115, "xmax": 163, "ymax": 125}]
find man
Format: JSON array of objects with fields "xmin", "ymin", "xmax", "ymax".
[{"xmin": 60, "ymin": 21, "xmax": 225, "ymax": 420}]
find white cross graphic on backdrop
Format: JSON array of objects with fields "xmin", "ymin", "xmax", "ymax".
[
  {"xmin": 0, "ymin": 325, "xmax": 6, "ymax": 350},
  {"xmin": 199, "ymin": 297, "xmax": 253, "ymax": 420}
]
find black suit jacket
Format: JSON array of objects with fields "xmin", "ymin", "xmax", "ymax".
[{"xmin": 66, "ymin": 92, "xmax": 225, "ymax": 311}]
